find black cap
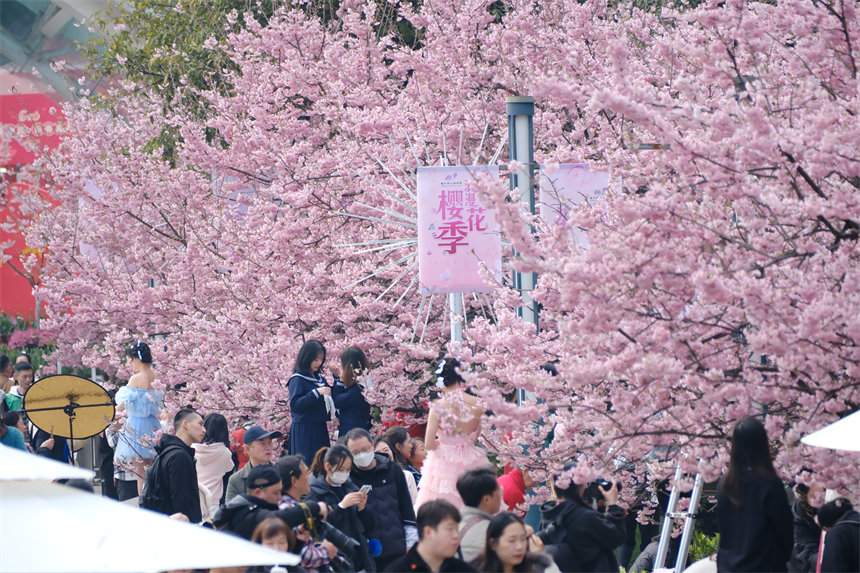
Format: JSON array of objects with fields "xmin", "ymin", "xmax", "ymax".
[
  {"xmin": 243, "ymin": 425, "xmax": 284, "ymax": 444},
  {"xmin": 247, "ymin": 464, "xmax": 281, "ymax": 490}
]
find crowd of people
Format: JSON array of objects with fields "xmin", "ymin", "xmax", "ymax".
[{"xmin": 1, "ymin": 342, "xmax": 858, "ymax": 573}]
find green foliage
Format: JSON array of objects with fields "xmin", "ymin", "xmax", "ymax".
[
  {"xmin": 689, "ymin": 530, "xmax": 720, "ymax": 562},
  {"xmin": 0, "ymin": 315, "xmax": 29, "ymax": 341}
]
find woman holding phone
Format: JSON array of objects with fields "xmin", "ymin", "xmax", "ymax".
[{"xmin": 307, "ymin": 445, "xmax": 377, "ymax": 572}]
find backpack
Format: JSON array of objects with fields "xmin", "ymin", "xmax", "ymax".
[{"xmin": 139, "ymin": 444, "xmax": 183, "ymax": 515}]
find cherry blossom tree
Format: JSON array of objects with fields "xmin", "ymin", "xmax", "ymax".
[{"xmin": 22, "ymin": 0, "xmax": 859, "ymax": 495}]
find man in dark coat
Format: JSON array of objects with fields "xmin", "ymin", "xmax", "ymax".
[
  {"xmin": 146, "ymin": 408, "xmax": 206, "ymax": 522},
  {"xmin": 818, "ymin": 498, "xmax": 859, "ymax": 573},
  {"xmin": 346, "ymin": 428, "xmax": 418, "ymax": 571},
  {"xmin": 215, "ymin": 464, "xmax": 326, "ymax": 539},
  {"xmin": 384, "ymin": 500, "xmax": 476, "ymax": 573}
]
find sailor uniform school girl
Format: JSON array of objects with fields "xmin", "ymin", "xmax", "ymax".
[
  {"xmin": 332, "ymin": 346, "xmax": 372, "ymax": 436},
  {"xmin": 288, "ymin": 340, "xmax": 334, "ymax": 463}
]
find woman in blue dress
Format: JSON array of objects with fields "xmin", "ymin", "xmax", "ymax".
[
  {"xmin": 114, "ymin": 341, "xmax": 164, "ymax": 495},
  {"xmin": 288, "ymin": 340, "xmax": 333, "ymax": 463},
  {"xmin": 332, "ymin": 346, "xmax": 372, "ymax": 436}
]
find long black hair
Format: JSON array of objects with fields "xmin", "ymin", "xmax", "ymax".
[
  {"xmin": 472, "ymin": 512, "xmax": 540, "ymax": 573},
  {"xmin": 293, "ymin": 340, "xmax": 326, "ymax": 377},
  {"xmin": 125, "ymin": 341, "xmax": 152, "ymax": 364},
  {"xmin": 203, "ymin": 413, "xmax": 230, "ymax": 448},
  {"xmin": 720, "ymin": 416, "xmax": 778, "ymax": 507},
  {"xmin": 340, "ymin": 346, "xmax": 368, "ymax": 387}
]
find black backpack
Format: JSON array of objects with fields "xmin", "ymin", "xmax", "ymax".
[{"xmin": 139, "ymin": 444, "xmax": 183, "ymax": 515}]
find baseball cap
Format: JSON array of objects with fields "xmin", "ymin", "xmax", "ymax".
[
  {"xmin": 247, "ymin": 464, "xmax": 282, "ymax": 490},
  {"xmin": 243, "ymin": 425, "xmax": 284, "ymax": 444}
]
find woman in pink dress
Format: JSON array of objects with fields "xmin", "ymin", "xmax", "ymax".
[{"xmin": 414, "ymin": 358, "xmax": 490, "ymax": 511}]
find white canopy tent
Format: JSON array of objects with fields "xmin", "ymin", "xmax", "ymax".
[
  {"xmin": 0, "ymin": 444, "xmax": 299, "ymax": 572},
  {"xmin": 801, "ymin": 410, "xmax": 860, "ymax": 452},
  {"xmin": 0, "ymin": 440, "xmax": 93, "ymax": 480}
]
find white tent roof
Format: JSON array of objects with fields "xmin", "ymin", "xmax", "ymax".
[
  {"xmin": 0, "ymin": 479, "xmax": 299, "ymax": 572},
  {"xmin": 0, "ymin": 442, "xmax": 93, "ymax": 481},
  {"xmin": 801, "ymin": 410, "xmax": 860, "ymax": 452}
]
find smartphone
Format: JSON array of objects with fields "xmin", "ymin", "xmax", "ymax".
[{"xmin": 359, "ymin": 484, "xmax": 372, "ymax": 495}]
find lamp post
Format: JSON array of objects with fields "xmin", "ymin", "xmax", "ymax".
[{"xmin": 506, "ymin": 96, "xmax": 538, "ymax": 331}]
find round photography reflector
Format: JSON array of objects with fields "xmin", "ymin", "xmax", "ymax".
[{"xmin": 23, "ymin": 375, "xmax": 115, "ymax": 440}]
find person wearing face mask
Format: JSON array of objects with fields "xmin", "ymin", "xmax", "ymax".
[
  {"xmin": 307, "ymin": 444, "xmax": 377, "ymax": 572},
  {"xmin": 332, "ymin": 346, "xmax": 373, "ymax": 436},
  {"xmin": 345, "ymin": 427, "xmax": 419, "ymax": 571}
]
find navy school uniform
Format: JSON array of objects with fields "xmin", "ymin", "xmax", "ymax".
[
  {"xmin": 288, "ymin": 372, "xmax": 331, "ymax": 462},
  {"xmin": 332, "ymin": 377, "xmax": 372, "ymax": 435}
]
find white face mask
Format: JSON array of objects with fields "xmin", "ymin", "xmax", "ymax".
[
  {"xmin": 330, "ymin": 471, "xmax": 349, "ymax": 485},
  {"xmin": 353, "ymin": 451, "xmax": 375, "ymax": 468}
]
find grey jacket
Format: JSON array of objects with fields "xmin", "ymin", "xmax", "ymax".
[
  {"xmin": 224, "ymin": 461, "xmax": 271, "ymax": 504},
  {"xmin": 458, "ymin": 505, "xmax": 492, "ymax": 563}
]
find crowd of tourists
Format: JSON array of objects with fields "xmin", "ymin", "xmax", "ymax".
[{"xmin": 1, "ymin": 343, "xmax": 857, "ymax": 573}]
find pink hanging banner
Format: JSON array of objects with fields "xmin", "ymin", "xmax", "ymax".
[
  {"xmin": 418, "ymin": 166, "xmax": 502, "ymax": 293},
  {"xmin": 539, "ymin": 164, "xmax": 612, "ymax": 248}
]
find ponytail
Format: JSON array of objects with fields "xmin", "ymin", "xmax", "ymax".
[
  {"xmin": 310, "ymin": 444, "xmax": 353, "ymax": 477},
  {"xmin": 310, "ymin": 446, "xmax": 329, "ymax": 477}
]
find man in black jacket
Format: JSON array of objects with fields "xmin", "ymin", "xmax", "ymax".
[
  {"xmin": 146, "ymin": 408, "xmax": 206, "ymax": 522},
  {"xmin": 384, "ymin": 500, "xmax": 476, "ymax": 573},
  {"xmin": 345, "ymin": 428, "xmax": 418, "ymax": 571},
  {"xmin": 215, "ymin": 464, "xmax": 328, "ymax": 539}
]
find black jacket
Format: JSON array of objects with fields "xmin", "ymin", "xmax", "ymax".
[
  {"xmin": 350, "ymin": 453, "xmax": 417, "ymax": 560},
  {"xmin": 820, "ymin": 509, "xmax": 859, "ymax": 573},
  {"xmin": 214, "ymin": 493, "xmax": 321, "ymax": 540},
  {"xmin": 306, "ymin": 475, "xmax": 376, "ymax": 572},
  {"xmin": 154, "ymin": 434, "xmax": 202, "ymax": 522},
  {"xmin": 332, "ymin": 379, "xmax": 371, "ymax": 435},
  {"xmin": 789, "ymin": 498, "xmax": 821, "ymax": 573},
  {"xmin": 539, "ymin": 499, "xmax": 626, "ymax": 572},
  {"xmin": 716, "ymin": 474, "xmax": 793, "ymax": 572},
  {"xmin": 383, "ymin": 545, "xmax": 477, "ymax": 572}
]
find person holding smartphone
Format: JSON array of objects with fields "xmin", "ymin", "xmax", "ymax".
[{"xmin": 307, "ymin": 444, "xmax": 377, "ymax": 572}]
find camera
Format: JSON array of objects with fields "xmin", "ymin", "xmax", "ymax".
[
  {"xmin": 296, "ymin": 503, "xmax": 361, "ymax": 573},
  {"xmin": 583, "ymin": 478, "xmax": 622, "ymax": 505},
  {"xmin": 312, "ymin": 516, "xmax": 361, "ymax": 573},
  {"xmin": 318, "ymin": 520, "xmax": 361, "ymax": 556}
]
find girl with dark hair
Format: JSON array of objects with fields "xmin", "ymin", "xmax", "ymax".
[
  {"xmin": 247, "ymin": 517, "xmax": 302, "ymax": 573},
  {"xmin": 414, "ymin": 357, "xmax": 489, "ymax": 509},
  {"xmin": 538, "ymin": 464, "xmax": 626, "ymax": 572},
  {"xmin": 383, "ymin": 425, "xmax": 411, "ymax": 467},
  {"xmin": 0, "ymin": 415, "xmax": 26, "ymax": 450},
  {"xmin": 114, "ymin": 340, "xmax": 163, "ymax": 495},
  {"xmin": 251, "ymin": 516, "xmax": 297, "ymax": 552},
  {"xmin": 473, "ymin": 512, "xmax": 557, "ymax": 573},
  {"xmin": 306, "ymin": 445, "xmax": 376, "ymax": 572},
  {"xmin": 288, "ymin": 340, "xmax": 333, "ymax": 463},
  {"xmin": 332, "ymin": 346, "xmax": 372, "ymax": 435},
  {"xmin": 193, "ymin": 413, "xmax": 235, "ymax": 509},
  {"xmin": 406, "ymin": 437, "xmax": 426, "ymax": 481},
  {"xmin": 716, "ymin": 416, "xmax": 793, "ymax": 572}
]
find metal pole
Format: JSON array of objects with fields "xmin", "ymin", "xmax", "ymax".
[
  {"xmin": 507, "ymin": 97, "xmax": 537, "ymax": 405},
  {"xmin": 655, "ymin": 466, "xmax": 683, "ymax": 569},
  {"xmin": 449, "ymin": 292, "xmax": 463, "ymax": 345},
  {"xmin": 506, "ymin": 96, "xmax": 538, "ymax": 333},
  {"xmin": 675, "ymin": 473, "xmax": 705, "ymax": 572}
]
